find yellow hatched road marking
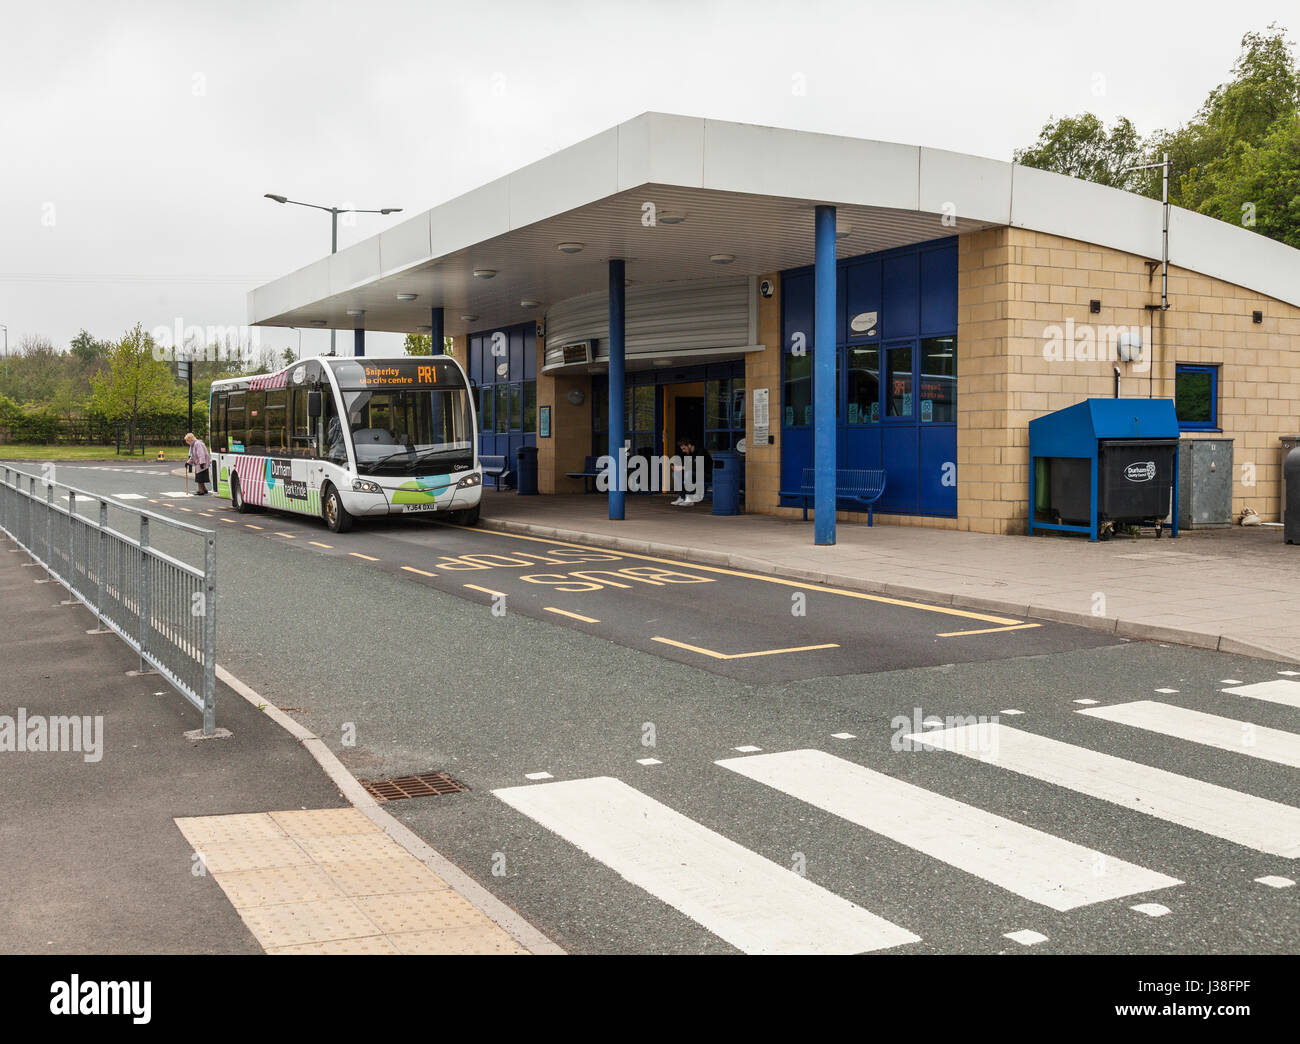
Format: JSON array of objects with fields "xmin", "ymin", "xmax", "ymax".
[
  {"xmin": 447, "ymin": 525, "xmax": 1023, "ymax": 626},
  {"xmin": 245, "ymin": 524, "xmax": 263, "ymax": 530},
  {"xmin": 544, "ymin": 607, "xmax": 600, "ymax": 624},
  {"xmin": 937, "ymin": 622, "xmax": 1042, "ymax": 638},
  {"xmin": 653, "ymin": 637, "xmax": 839, "ymax": 660},
  {"xmin": 220, "ymin": 518, "xmax": 236, "ymax": 524},
  {"xmin": 309, "ymin": 540, "xmax": 333, "ymax": 549},
  {"xmin": 401, "ymin": 565, "xmax": 437, "ymax": 577},
  {"xmin": 349, "ymin": 552, "xmax": 380, "ymax": 561},
  {"xmin": 275, "ymin": 532, "xmax": 296, "ymax": 539},
  {"xmin": 464, "ymin": 583, "xmax": 506, "ymax": 598}
]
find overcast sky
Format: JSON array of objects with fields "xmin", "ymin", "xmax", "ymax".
[{"xmin": 0, "ymin": 0, "xmax": 1290, "ymax": 358}]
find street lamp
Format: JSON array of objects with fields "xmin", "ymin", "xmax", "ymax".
[
  {"xmin": 0, "ymin": 324, "xmax": 7, "ymax": 380},
  {"xmin": 263, "ymin": 194, "xmax": 403, "ymax": 355}
]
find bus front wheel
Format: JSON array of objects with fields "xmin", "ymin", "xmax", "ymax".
[
  {"xmin": 323, "ymin": 485, "xmax": 354, "ymax": 534},
  {"xmin": 451, "ymin": 504, "xmax": 480, "ymax": 526}
]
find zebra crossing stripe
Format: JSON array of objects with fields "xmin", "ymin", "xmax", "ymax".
[
  {"xmin": 493, "ymin": 776, "xmax": 920, "ymax": 954},
  {"xmin": 112, "ymin": 493, "xmax": 147, "ymax": 501},
  {"xmin": 1080, "ymin": 701, "xmax": 1300, "ymax": 769},
  {"xmin": 1222, "ymin": 679, "xmax": 1300, "ymax": 710},
  {"xmin": 906, "ymin": 724, "xmax": 1300, "ymax": 858},
  {"xmin": 715, "ymin": 749, "xmax": 1180, "ymax": 911}
]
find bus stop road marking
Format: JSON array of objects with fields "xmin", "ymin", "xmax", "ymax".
[
  {"xmin": 220, "ymin": 518, "xmax": 237, "ymax": 524},
  {"xmin": 653, "ymin": 637, "xmax": 839, "ymax": 661},
  {"xmin": 309, "ymin": 540, "xmax": 333, "ymax": 549},
  {"xmin": 937, "ymin": 622, "xmax": 1043, "ymax": 638},
  {"xmin": 544, "ymin": 607, "xmax": 600, "ymax": 624},
  {"xmin": 349, "ymin": 552, "xmax": 380, "ymax": 561},
  {"xmin": 445, "ymin": 525, "xmax": 1024, "ymax": 627},
  {"xmin": 401, "ymin": 566, "xmax": 437, "ymax": 577},
  {"xmin": 464, "ymin": 583, "xmax": 506, "ymax": 598},
  {"xmin": 275, "ymin": 532, "xmax": 296, "ymax": 538}
]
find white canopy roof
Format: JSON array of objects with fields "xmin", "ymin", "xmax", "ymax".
[{"xmin": 248, "ymin": 112, "xmax": 1300, "ymax": 336}]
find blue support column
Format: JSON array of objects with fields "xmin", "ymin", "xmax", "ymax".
[
  {"xmin": 813, "ymin": 205, "xmax": 837, "ymax": 545},
  {"xmin": 354, "ymin": 328, "xmax": 365, "ymax": 358},
  {"xmin": 430, "ymin": 307, "xmax": 444, "ymax": 354},
  {"xmin": 608, "ymin": 258, "xmax": 626, "ymax": 521}
]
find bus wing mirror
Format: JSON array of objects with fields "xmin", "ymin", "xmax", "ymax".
[{"xmin": 307, "ymin": 391, "xmax": 323, "ymax": 418}]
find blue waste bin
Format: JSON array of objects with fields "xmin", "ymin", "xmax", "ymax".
[
  {"xmin": 515, "ymin": 445, "xmax": 538, "ymax": 495},
  {"xmin": 710, "ymin": 450, "xmax": 743, "ymax": 516}
]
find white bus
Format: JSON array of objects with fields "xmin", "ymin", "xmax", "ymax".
[{"xmin": 208, "ymin": 356, "xmax": 481, "ymax": 533}]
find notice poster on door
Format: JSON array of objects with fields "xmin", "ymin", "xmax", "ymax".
[{"xmin": 753, "ymin": 388, "xmax": 769, "ymax": 445}]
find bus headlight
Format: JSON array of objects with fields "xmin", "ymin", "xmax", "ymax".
[
  {"xmin": 456, "ymin": 473, "xmax": 481, "ymax": 489},
  {"xmin": 352, "ymin": 479, "xmax": 384, "ymax": 494}
]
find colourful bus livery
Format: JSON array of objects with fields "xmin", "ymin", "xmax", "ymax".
[{"xmin": 208, "ymin": 355, "xmax": 481, "ymax": 533}]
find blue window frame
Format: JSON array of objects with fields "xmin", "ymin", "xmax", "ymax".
[{"xmin": 1175, "ymin": 364, "xmax": 1219, "ymax": 430}]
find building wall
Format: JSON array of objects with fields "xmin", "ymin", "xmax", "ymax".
[{"xmin": 958, "ymin": 226, "xmax": 1300, "ymax": 533}]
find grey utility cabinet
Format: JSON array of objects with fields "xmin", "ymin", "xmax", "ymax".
[{"xmin": 1178, "ymin": 438, "xmax": 1233, "ymax": 529}]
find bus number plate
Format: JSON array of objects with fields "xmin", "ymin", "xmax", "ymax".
[{"xmin": 403, "ymin": 503, "xmax": 439, "ymax": 512}]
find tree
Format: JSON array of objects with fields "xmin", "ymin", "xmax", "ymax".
[
  {"xmin": 404, "ymin": 333, "xmax": 455, "ymax": 356},
  {"xmin": 89, "ymin": 324, "xmax": 178, "ymax": 453},
  {"xmin": 1192, "ymin": 112, "xmax": 1300, "ymax": 247},
  {"xmin": 68, "ymin": 329, "xmax": 109, "ymax": 366},
  {"xmin": 1013, "ymin": 24, "xmax": 1300, "ymax": 247},
  {"xmin": 281, "ymin": 346, "xmax": 296, "ymax": 368},
  {"xmin": 1014, "ymin": 113, "xmax": 1146, "ymax": 190}
]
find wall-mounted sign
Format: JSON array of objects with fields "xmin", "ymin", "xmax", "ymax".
[
  {"xmin": 752, "ymin": 388, "xmax": 769, "ymax": 445},
  {"xmin": 539, "ymin": 405, "xmax": 551, "ymax": 438},
  {"xmin": 849, "ymin": 310, "xmax": 878, "ymax": 334}
]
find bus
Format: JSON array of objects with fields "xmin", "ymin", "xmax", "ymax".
[{"xmin": 208, "ymin": 356, "xmax": 481, "ymax": 533}]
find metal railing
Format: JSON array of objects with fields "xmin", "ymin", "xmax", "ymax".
[{"xmin": 0, "ymin": 465, "xmax": 217, "ymax": 734}]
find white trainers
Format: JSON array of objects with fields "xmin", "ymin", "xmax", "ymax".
[{"xmin": 670, "ymin": 497, "xmax": 685, "ymax": 506}]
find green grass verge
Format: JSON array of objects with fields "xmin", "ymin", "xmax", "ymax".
[{"xmin": 0, "ymin": 444, "xmax": 186, "ymax": 461}]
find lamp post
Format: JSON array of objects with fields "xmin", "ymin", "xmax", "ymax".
[
  {"xmin": 263, "ymin": 195, "xmax": 402, "ymax": 355},
  {"xmin": 1, "ymin": 324, "xmax": 7, "ymax": 380}
]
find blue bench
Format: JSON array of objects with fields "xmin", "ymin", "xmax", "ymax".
[
  {"xmin": 779, "ymin": 467, "xmax": 887, "ymax": 525},
  {"xmin": 481, "ymin": 454, "xmax": 513, "ymax": 490},
  {"xmin": 565, "ymin": 455, "xmax": 602, "ymax": 493}
]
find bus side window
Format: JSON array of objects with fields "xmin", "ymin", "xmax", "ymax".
[{"xmin": 290, "ymin": 386, "xmax": 317, "ymax": 459}]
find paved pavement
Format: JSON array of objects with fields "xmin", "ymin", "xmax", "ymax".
[
  {"xmin": 5, "ymin": 461, "xmax": 1298, "ymax": 956},
  {"xmin": 476, "ymin": 492, "xmax": 1300, "ymax": 662},
  {"xmin": 0, "ymin": 506, "xmax": 546, "ymax": 955}
]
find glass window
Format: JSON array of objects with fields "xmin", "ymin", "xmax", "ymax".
[
  {"xmin": 508, "ymin": 383, "xmax": 522, "ymax": 432},
  {"xmin": 341, "ymin": 387, "xmax": 474, "ymax": 471},
  {"xmin": 706, "ymin": 380, "xmax": 730, "ymax": 429},
  {"xmin": 495, "ymin": 384, "xmax": 509, "ymax": 434},
  {"xmin": 264, "ymin": 390, "xmax": 288, "ymax": 455},
  {"xmin": 783, "ymin": 353, "xmax": 812, "ymax": 426},
  {"xmin": 246, "ymin": 390, "xmax": 267, "ymax": 454},
  {"xmin": 886, "ymin": 344, "xmax": 913, "ymax": 418},
  {"xmin": 523, "ymin": 380, "xmax": 537, "ymax": 434},
  {"xmin": 632, "ymin": 385, "xmax": 655, "ymax": 435},
  {"xmin": 919, "ymin": 337, "xmax": 956, "ymax": 423},
  {"xmin": 479, "ymin": 387, "xmax": 492, "ymax": 432},
  {"xmin": 731, "ymin": 377, "xmax": 745, "ymax": 431},
  {"xmin": 1175, "ymin": 364, "xmax": 1217, "ymax": 429},
  {"xmin": 847, "ymin": 345, "xmax": 880, "ymax": 425},
  {"xmin": 226, "ymin": 391, "xmax": 245, "ymax": 451}
]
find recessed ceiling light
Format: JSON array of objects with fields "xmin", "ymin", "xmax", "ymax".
[
  {"xmin": 310, "ymin": 319, "xmax": 327, "ymax": 326},
  {"xmin": 346, "ymin": 308, "xmax": 366, "ymax": 316},
  {"xmin": 396, "ymin": 293, "xmax": 419, "ymax": 301},
  {"xmin": 710, "ymin": 253, "xmax": 735, "ymax": 265},
  {"xmin": 556, "ymin": 242, "xmax": 584, "ymax": 254},
  {"xmin": 472, "ymin": 268, "xmax": 497, "ymax": 279},
  {"xmin": 416, "ymin": 325, "xmax": 432, "ymax": 333},
  {"xmin": 520, "ymin": 299, "xmax": 541, "ymax": 308},
  {"xmin": 460, "ymin": 314, "xmax": 478, "ymax": 322},
  {"xmin": 658, "ymin": 213, "xmax": 686, "ymax": 225}
]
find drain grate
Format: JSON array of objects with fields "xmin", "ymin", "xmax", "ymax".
[{"xmin": 358, "ymin": 771, "xmax": 471, "ymax": 802}]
